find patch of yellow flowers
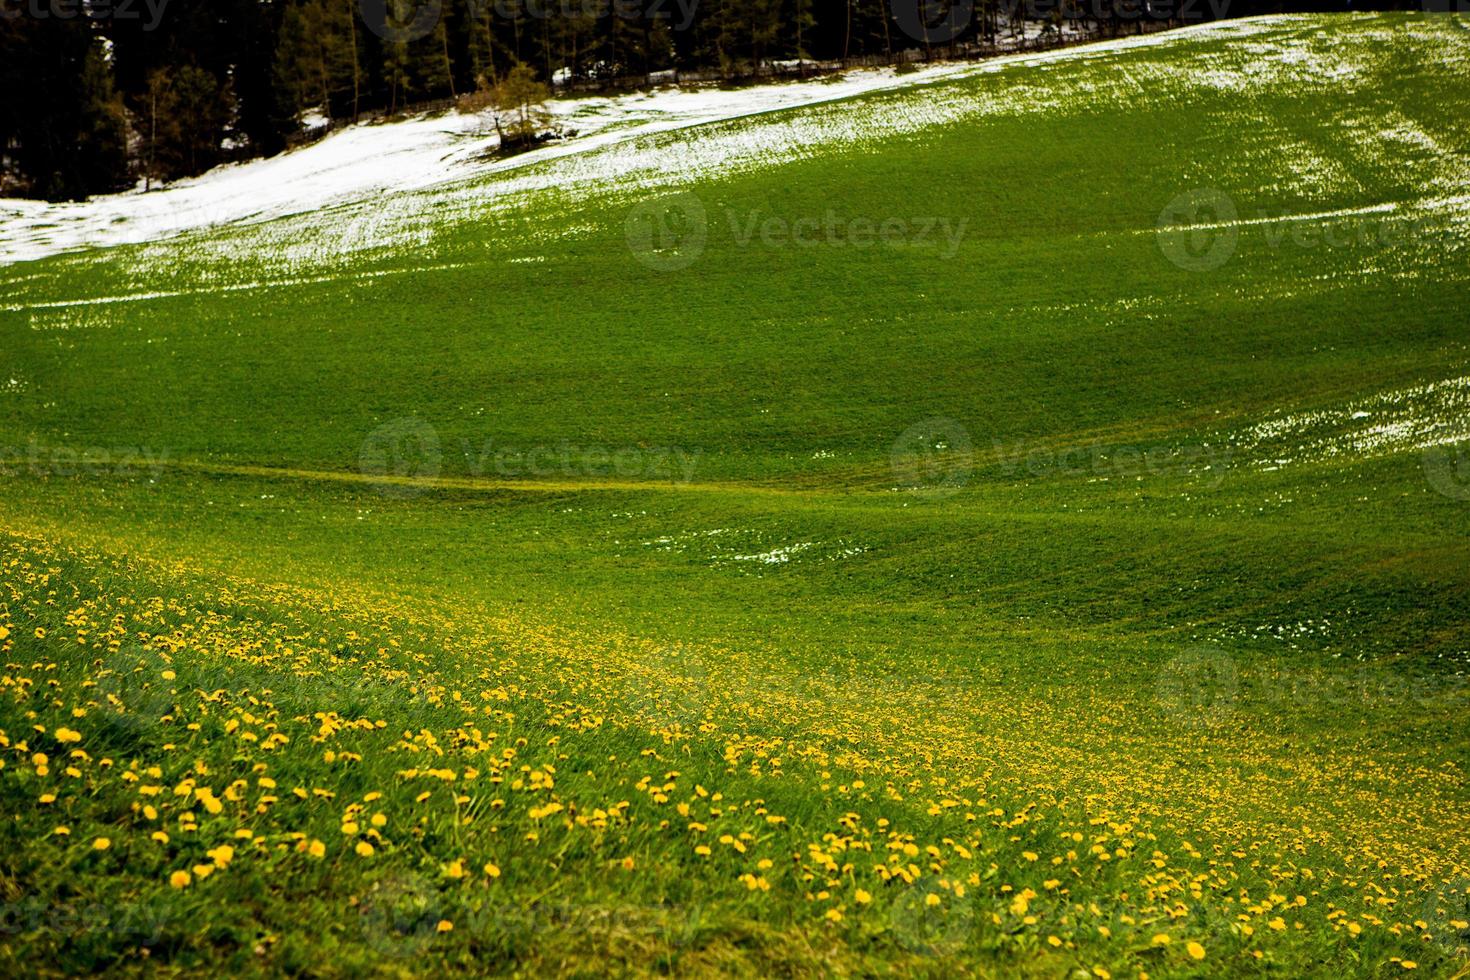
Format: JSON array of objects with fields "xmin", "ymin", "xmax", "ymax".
[{"xmin": 0, "ymin": 526, "xmax": 1465, "ymax": 974}]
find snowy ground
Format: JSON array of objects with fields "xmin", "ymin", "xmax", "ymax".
[{"xmin": 0, "ymin": 22, "xmax": 1238, "ymax": 266}]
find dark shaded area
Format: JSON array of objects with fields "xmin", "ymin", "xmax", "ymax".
[{"xmin": 0, "ymin": 0, "xmax": 1446, "ymax": 200}]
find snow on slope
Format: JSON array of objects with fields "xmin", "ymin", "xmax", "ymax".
[{"xmin": 0, "ymin": 20, "xmax": 1263, "ymax": 267}]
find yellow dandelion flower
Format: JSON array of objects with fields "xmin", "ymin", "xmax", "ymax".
[
  {"xmin": 193, "ymin": 864, "xmax": 215, "ymax": 879},
  {"xmin": 445, "ymin": 860, "xmax": 465, "ymax": 879},
  {"xmin": 354, "ymin": 841, "xmax": 374, "ymax": 857},
  {"xmin": 825, "ymin": 908, "xmax": 843, "ymax": 923},
  {"xmin": 1401, "ymin": 962, "xmax": 1418, "ymax": 971},
  {"xmin": 370, "ymin": 813, "xmax": 387, "ymax": 828},
  {"xmin": 93, "ymin": 837, "xmax": 111, "ymax": 850},
  {"xmin": 620, "ymin": 857, "xmax": 635, "ymax": 871},
  {"xmin": 54, "ymin": 728, "xmax": 81, "ymax": 744},
  {"xmin": 161, "ymin": 669, "xmax": 176, "ymax": 681},
  {"xmin": 1152, "ymin": 933, "xmax": 1171, "ymax": 946},
  {"xmin": 855, "ymin": 889, "xmax": 872, "ymax": 905},
  {"xmin": 925, "ymin": 893, "xmax": 942, "ymax": 908},
  {"xmin": 52, "ymin": 826, "xmax": 70, "ymax": 836},
  {"xmin": 208, "ymin": 844, "xmax": 234, "ymax": 868},
  {"xmin": 483, "ymin": 861, "xmax": 501, "ymax": 878},
  {"xmin": 1186, "ymin": 941, "xmax": 1206, "ymax": 961},
  {"xmin": 436, "ymin": 920, "xmax": 453, "ymax": 933},
  {"xmin": 169, "ymin": 870, "xmax": 191, "ymax": 889},
  {"xmin": 307, "ymin": 840, "xmax": 326, "ymax": 858},
  {"xmin": 39, "ymin": 793, "xmax": 56, "ymax": 804}
]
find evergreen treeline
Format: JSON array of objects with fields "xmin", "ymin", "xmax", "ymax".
[{"xmin": 0, "ymin": 0, "xmax": 1418, "ymax": 201}]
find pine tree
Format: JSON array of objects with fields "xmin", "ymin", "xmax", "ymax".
[
  {"xmin": 0, "ymin": 16, "xmax": 129, "ymax": 200},
  {"xmin": 409, "ymin": 16, "xmax": 455, "ymax": 100},
  {"xmin": 275, "ymin": 0, "xmax": 362, "ymax": 123},
  {"xmin": 134, "ymin": 64, "xmax": 232, "ymax": 181},
  {"xmin": 138, "ymin": 68, "xmax": 176, "ymax": 190}
]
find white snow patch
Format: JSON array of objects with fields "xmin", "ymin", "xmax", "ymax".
[
  {"xmin": 1230, "ymin": 374, "xmax": 1470, "ymax": 467},
  {"xmin": 728, "ymin": 542, "xmax": 815, "ymax": 565},
  {"xmin": 0, "ymin": 18, "xmax": 1282, "ymax": 267}
]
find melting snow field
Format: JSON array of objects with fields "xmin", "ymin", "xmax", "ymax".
[
  {"xmin": 1231, "ymin": 374, "xmax": 1470, "ymax": 469},
  {"xmin": 0, "ymin": 19, "xmax": 1278, "ymax": 267},
  {"xmin": 0, "ymin": 57, "xmax": 1026, "ymax": 265}
]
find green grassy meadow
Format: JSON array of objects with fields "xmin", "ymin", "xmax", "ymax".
[{"xmin": 1, "ymin": 12, "xmax": 1468, "ymax": 977}]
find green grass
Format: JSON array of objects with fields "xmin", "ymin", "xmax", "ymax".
[{"xmin": 0, "ymin": 12, "xmax": 1468, "ymax": 977}]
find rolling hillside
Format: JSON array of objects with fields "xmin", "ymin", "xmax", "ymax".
[{"xmin": 0, "ymin": 13, "xmax": 1467, "ymax": 977}]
